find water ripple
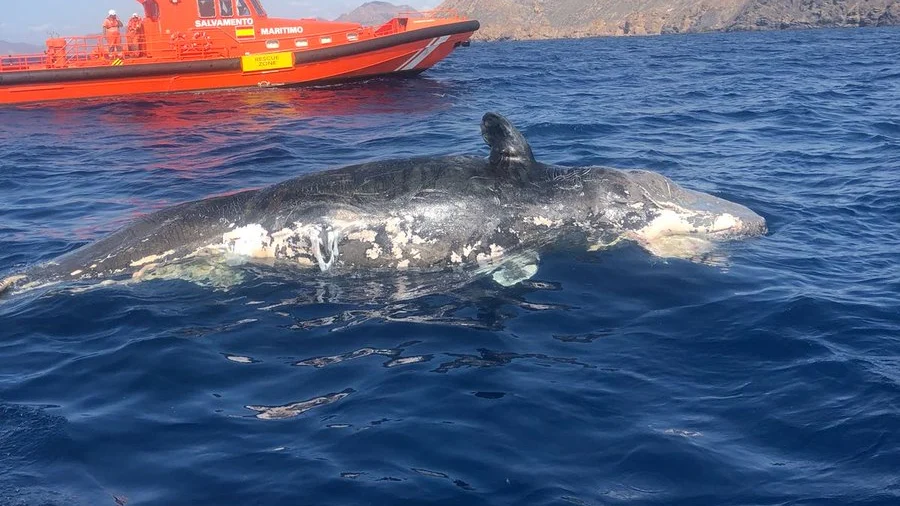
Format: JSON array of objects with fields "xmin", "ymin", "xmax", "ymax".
[{"xmin": 1, "ymin": 26, "xmax": 899, "ymax": 506}]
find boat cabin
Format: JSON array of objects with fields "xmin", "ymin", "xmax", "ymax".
[{"xmin": 136, "ymin": 0, "xmax": 369, "ymax": 54}]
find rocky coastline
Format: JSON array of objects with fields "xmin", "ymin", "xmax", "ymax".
[{"xmin": 434, "ymin": 0, "xmax": 900, "ymax": 41}]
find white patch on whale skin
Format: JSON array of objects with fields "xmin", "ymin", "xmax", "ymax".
[
  {"xmin": 131, "ymin": 257, "xmax": 245, "ymax": 288},
  {"xmin": 711, "ymin": 213, "xmax": 739, "ymax": 232},
  {"xmin": 365, "ymin": 243, "xmax": 383, "ymax": 260},
  {"xmin": 385, "ymin": 217, "xmax": 403, "ymax": 234},
  {"xmin": 132, "ymin": 263, "xmax": 160, "ymax": 280},
  {"xmin": 246, "ymin": 391, "xmax": 351, "ymax": 420},
  {"xmin": 635, "ymin": 209, "xmax": 693, "ymax": 240},
  {"xmin": 636, "ymin": 210, "xmax": 743, "ymax": 241},
  {"xmin": 624, "ymin": 210, "xmax": 743, "ymax": 264},
  {"xmin": 383, "ymin": 215, "xmax": 428, "ymax": 262},
  {"xmin": 0, "ymin": 275, "xmax": 26, "ymax": 294},
  {"xmin": 307, "ymin": 226, "xmax": 340, "ymax": 272},
  {"xmin": 462, "ymin": 242, "xmax": 481, "ymax": 258},
  {"xmin": 527, "ymin": 216, "xmax": 560, "ymax": 228},
  {"xmin": 347, "ymin": 230, "xmax": 377, "ymax": 243},
  {"xmin": 476, "ymin": 244, "xmax": 505, "ymax": 266},
  {"xmin": 223, "ymin": 224, "xmax": 273, "ymax": 258},
  {"xmin": 219, "ymin": 222, "xmax": 327, "ymax": 264},
  {"xmin": 130, "ymin": 249, "xmax": 177, "ymax": 268},
  {"xmin": 391, "ymin": 230, "xmax": 409, "ymax": 259},
  {"xmin": 271, "ymin": 227, "xmax": 296, "ymax": 242},
  {"xmin": 588, "ymin": 236, "xmax": 624, "ymax": 252},
  {"xmin": 635, "ymin": 235, "xmax": 728, "ymax": 266}
]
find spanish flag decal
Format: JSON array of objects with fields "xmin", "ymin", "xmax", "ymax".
[{"xmin": 235, "ymin": 27, "xmax": 255, "ymax": 39}]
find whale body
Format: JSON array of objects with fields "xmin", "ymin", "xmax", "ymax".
[{"xmin": 0, "ymin": 112, "xmax": 766, "ymax": 298}]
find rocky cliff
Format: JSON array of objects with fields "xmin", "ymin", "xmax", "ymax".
[
  {"xmin": 436, "ymin": 0, "xmax": 900, "ymax": 40},
  {"xmin": 336, "ymin": 1, "xmax": 419, "ymax": 26}
]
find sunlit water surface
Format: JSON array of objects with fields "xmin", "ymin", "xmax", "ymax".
[{"xmin": 1, "ymin": 27, "xmax": 899, "ymax": 506}]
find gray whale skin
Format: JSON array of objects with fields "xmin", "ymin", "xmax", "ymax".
[{"xmin": 0, "ymin": 112, "xmax": 766, "ymax": 297}]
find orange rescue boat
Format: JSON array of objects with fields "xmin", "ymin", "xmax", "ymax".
[{"xmin": 0, "ymin": 0, "xmax": 479, "ymax": 105}]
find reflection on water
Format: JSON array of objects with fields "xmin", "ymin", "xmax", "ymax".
[
  {"xmin": 245, "ymin": 389, "xmax": 355, "ymax": 420},
  {"xmin": 433, "ymin": 349, "xmax": 594, "ymax": 374},
  {"xmin": 295, "ymin": 342, "xmax": 432, "ymax": 369},
  {"xmin": 2, "ymin": 28, "xmax": 899, "ymax": 506},
  {"xmin": 247, "ymin": 265, "xmax": 571, "ymax": 333},
  {"xmin": 8, "ymin": 77, "xmax": 453, "ymax": 131}
]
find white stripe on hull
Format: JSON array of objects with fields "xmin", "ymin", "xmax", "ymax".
[{"xmin": 396, "ymin": 36, "xmax": 451, "ymax": 72}]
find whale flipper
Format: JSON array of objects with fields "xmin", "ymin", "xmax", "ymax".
[
  {"xmin": 481, "ymin": 113, "xmax": 536, "ymax": 182},
  {"xmin": 489, "ymin": 251, "xmax": 540, "ymax": 287}
]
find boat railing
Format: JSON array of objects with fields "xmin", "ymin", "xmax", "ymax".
[
  {"xmin": 370, "ymin": 9, "xmax": 466, "ymax": 37},
  {"xmin": 0, "ymin": 34, "xmax": 235, "ymax": 72},
  {"xmin": 0, "ymin": 54, "xmax": 46, "ymax": 72},
  {"xmin": 0, "ymin": 10, "xmax": 472, "ymax": 73},
  {"xmin": 399, "ymin": 9, "xmax": 463, "ymax": 20}
]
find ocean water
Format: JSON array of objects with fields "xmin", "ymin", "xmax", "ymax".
[{"xmin": 1, "ymin": 26, "xmax": 899, "ymax": 505}]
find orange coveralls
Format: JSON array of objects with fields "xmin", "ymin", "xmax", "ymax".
[
  {"xmin": 102, "ymin": 16, "xmax": 124, "ymax": 56},
  {"xmin": 126, "ymin": 17, "xmax": 145, "ymax": 56}
]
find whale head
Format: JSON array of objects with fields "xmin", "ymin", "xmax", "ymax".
[
  {"xmin": 625, "ymin": 169, "xmax": 766, "ymax": 238},
  {"xmin": 607, "ymin": 169, "xmax": 766, "ymax": 260},
  {"xmin": 478, "ymin": 112, "xmax": 766, "ymax": 262}
]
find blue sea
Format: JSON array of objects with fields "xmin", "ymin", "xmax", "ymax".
[{"xmin": 1, "ymin": 27, "xmax": 899, "ymax": 506}]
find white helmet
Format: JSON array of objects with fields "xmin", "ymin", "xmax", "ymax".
[
  {"xmin": 132, "ymin": 12, "xmax": 139, "ymax": 18},
  {"xmin": 108, "ymin": 9, "xmax": 116, "ymax": 16}
]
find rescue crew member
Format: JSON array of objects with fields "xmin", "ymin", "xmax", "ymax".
[
  {"xmin": 102, "ymin": 10, "xmax": 124, "ymax": 58},
  {"xmin": 126, "ymin": 13, "xmax": 145, "ymax": 57}
]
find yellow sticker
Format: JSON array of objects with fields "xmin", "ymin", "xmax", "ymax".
[{"xmin": 241, "ymin": 52, "xmax": 294, "ymax": 72}]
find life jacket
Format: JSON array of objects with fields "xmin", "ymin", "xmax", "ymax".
[
  {"xmin": 127, "ymin": 18, "xmax": 143, "ymax": 34},
  {"xmin": 103, "ymin": 18, "xmax": 122, "ymax": 33}
]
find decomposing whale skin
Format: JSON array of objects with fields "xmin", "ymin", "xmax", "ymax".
[{"xmin": 0, "ymin": 112, "xmax": 766, "ymax": 297}]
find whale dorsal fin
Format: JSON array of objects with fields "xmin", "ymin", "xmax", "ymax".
[{"xmin": 481, "ymin": 112, "xmax": 536, "ymax": 182}]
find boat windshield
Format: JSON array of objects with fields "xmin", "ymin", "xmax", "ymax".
[
  {"xmin": 198, "ymin": 0, "xmax": 215, "ymax": 18},
  {"xmin": 143, "ymin": 0, "xmax": 160, "ymax": 21},
  {"xmin": 248, "ymin": 0, "xmax": 267, "ymax": 16},
  {"xmin": 219, "ymin": 0, "xmax": 233, "ymax": 17}
]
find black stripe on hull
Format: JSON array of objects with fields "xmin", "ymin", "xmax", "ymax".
[
  {"xmin": 0, "ymin": 20, "xmax": 480, "ymax": 88},
  {"xmin": 293, "ymin": 20, "xmax": 480, "ymax": 65}
]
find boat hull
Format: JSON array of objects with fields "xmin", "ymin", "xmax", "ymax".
[{"xmin": 0, "ymin": 21, "xmax": 478, "ymax": 105}]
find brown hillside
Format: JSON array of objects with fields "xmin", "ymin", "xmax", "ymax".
[
  {"xmin": 336, "ymin": 1, "xmax": 418, "ymax": 26},
  {"xmin": 437, "ymin": 0, "xmax": 900, "ymax": 40},
  {"xmin": 0, "ymin": 40, "xmax": 42, "ymax": 55}
]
